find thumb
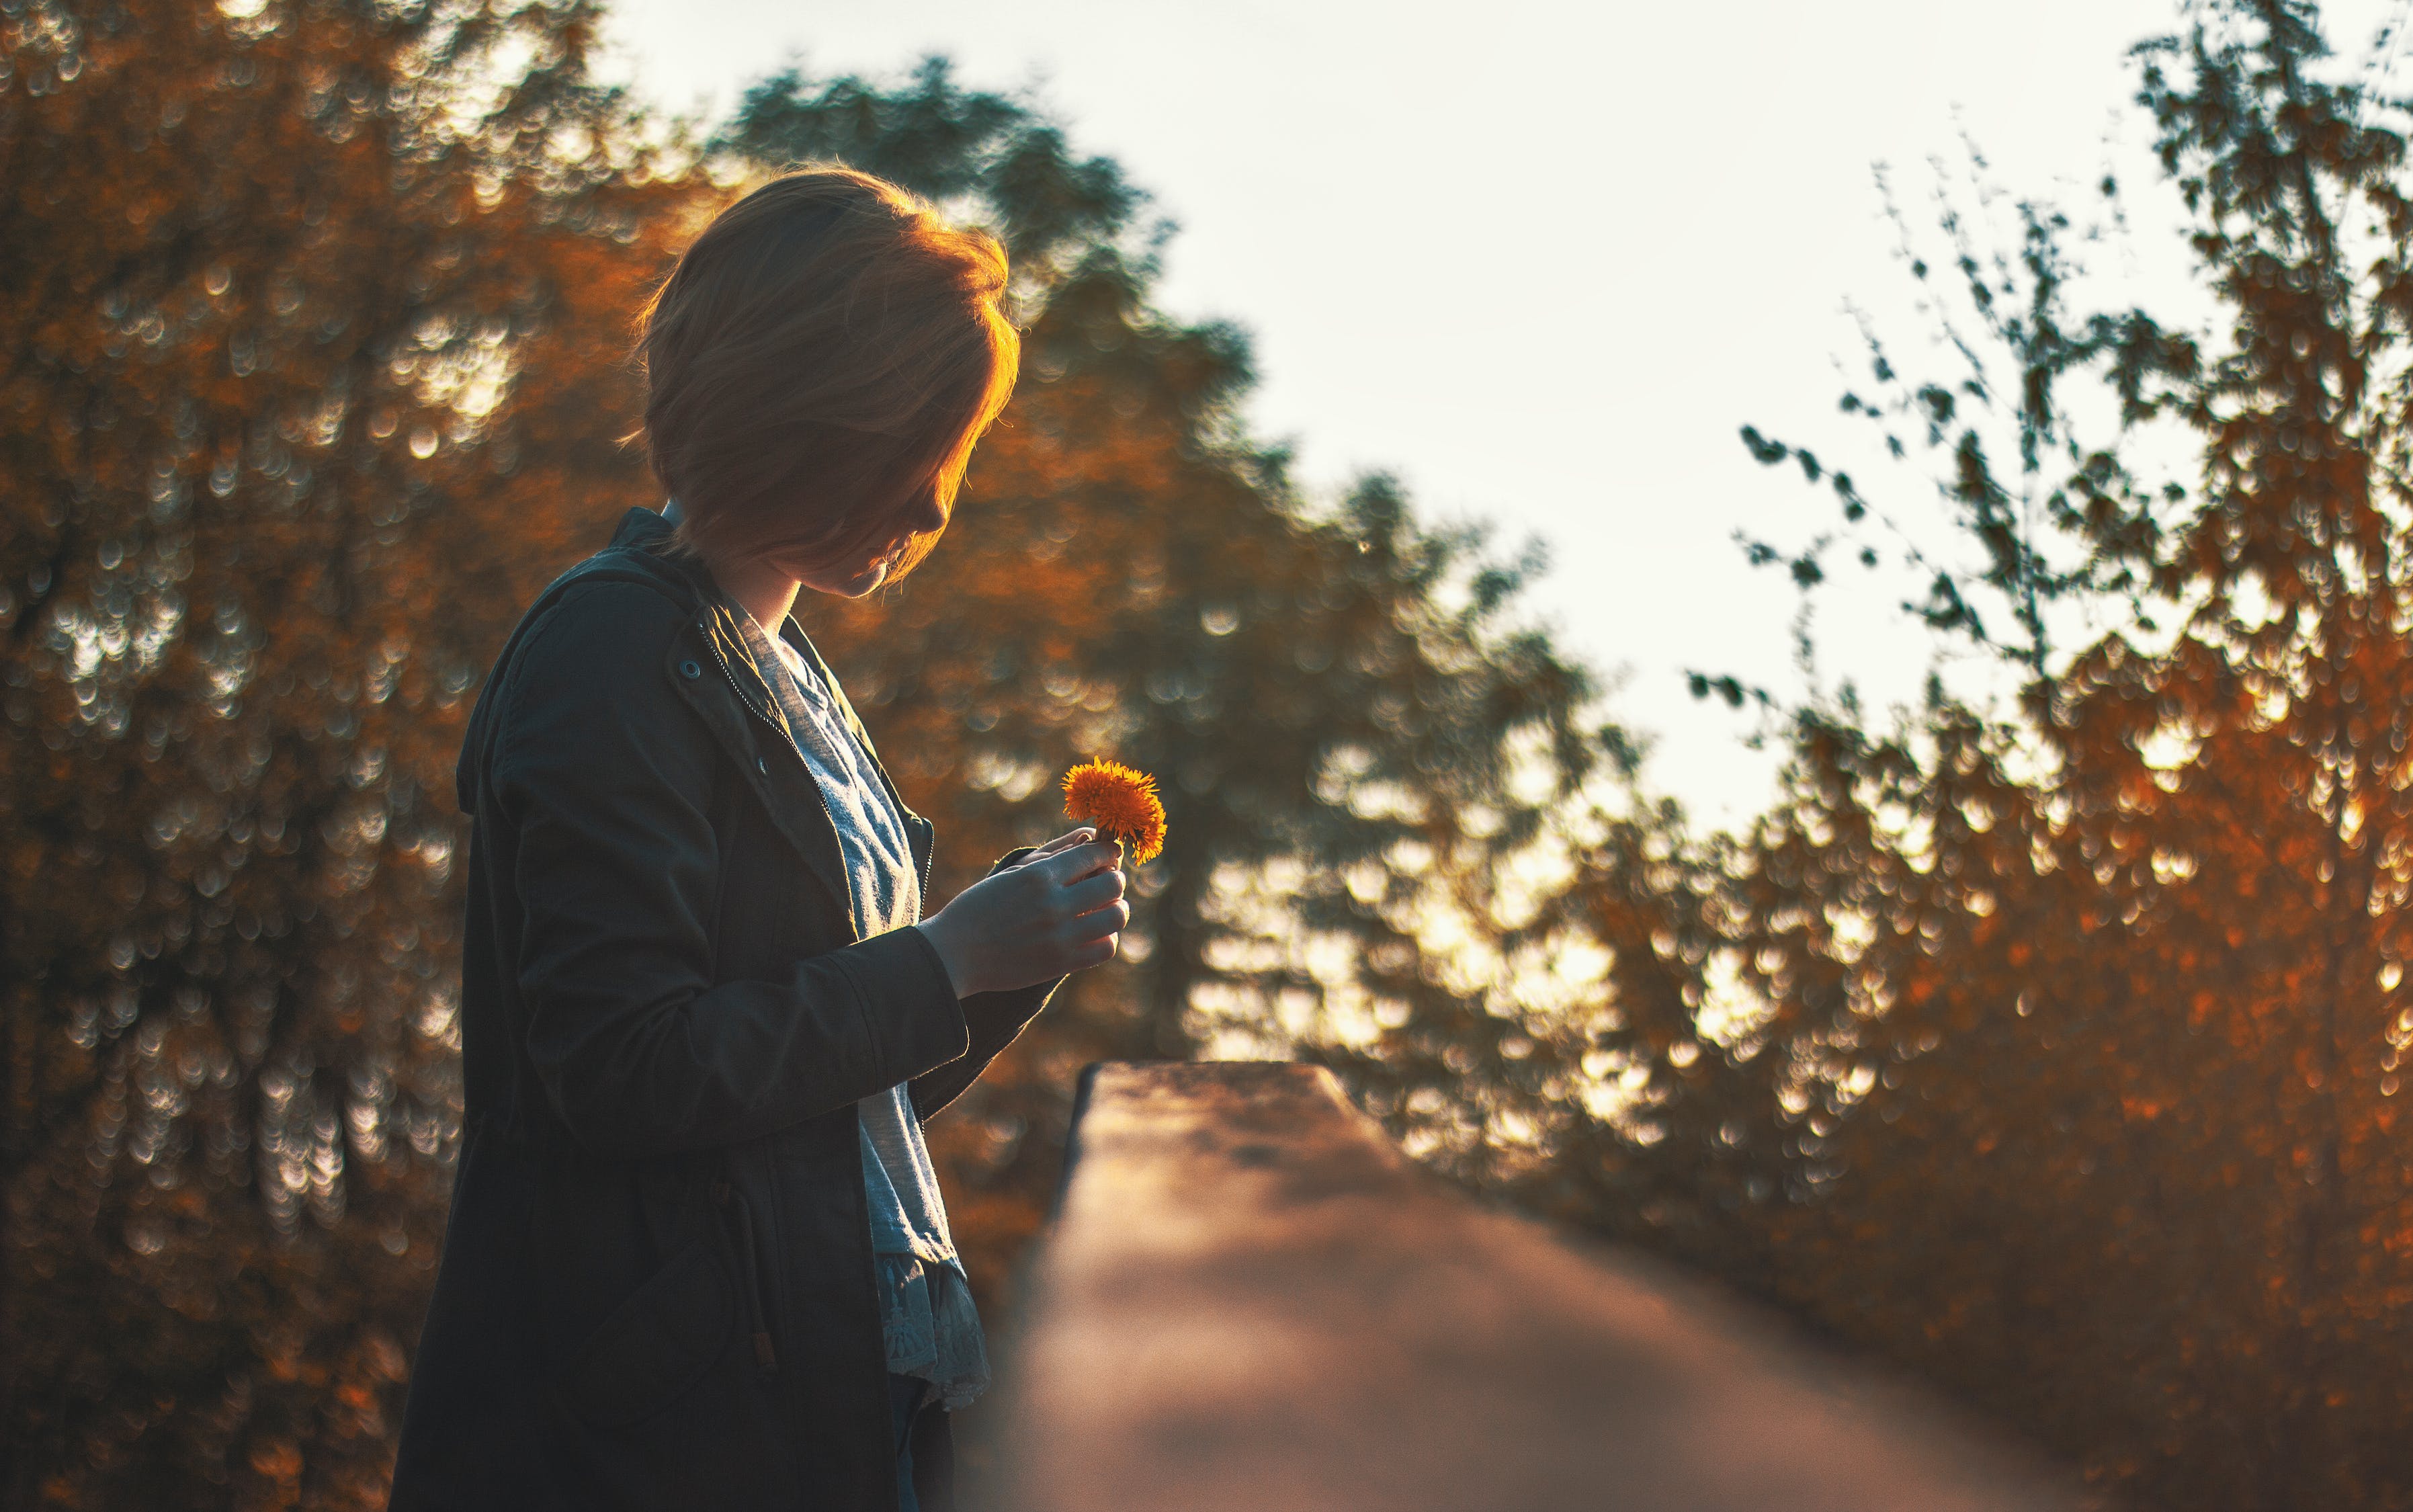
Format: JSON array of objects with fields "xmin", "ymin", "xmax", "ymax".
[{"xmin": 1029, "ymin": 827, "xmax": 1096, "ymax": 857}]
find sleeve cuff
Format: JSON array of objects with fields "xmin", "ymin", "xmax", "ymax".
[{"xmin": 833, "ymin": 926, "xmax": 970, "ymax": 1085}]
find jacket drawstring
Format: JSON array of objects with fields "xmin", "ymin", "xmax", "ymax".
[{"xmin": 713, "ymin": 1177, "xmax": 779, "ymax": 1376}]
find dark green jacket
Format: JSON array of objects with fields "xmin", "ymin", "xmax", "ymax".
[{"xmin": 389, "ymin": 507, "xmax": 1055, "ymax": 1511}]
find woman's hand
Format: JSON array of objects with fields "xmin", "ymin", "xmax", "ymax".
[{"xmin": 915, "ymin": 829, "xmax": 1128, "ymax": 997}]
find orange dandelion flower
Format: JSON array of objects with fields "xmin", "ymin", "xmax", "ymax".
[{"xmin": 1062, "ymin": 759, "xmax": 1167, "ymax": 864}]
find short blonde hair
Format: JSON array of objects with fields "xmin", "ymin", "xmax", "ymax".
[{"xmin": 636, "ymin": 165, "xmax": 1019, "ymax": 580}]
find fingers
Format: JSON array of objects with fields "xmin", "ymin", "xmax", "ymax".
[
  {"xmin": 1060, "ymin": 868, "xmax": 1126, "ymax": 915},
  {"xmin": 1042, "ymin": 868, "xmax": 1126, "ymax": 950},
  {"xmin": 1066, "ymin": 897, "xmax": 1131, "ymax": 943},
  {"xmin": 1030, "ymin": 827, "xmax": 1095, "ymax": 857},
  {"xmin": 993, "ymin": 828, "xmax": 1093, "ymax": 876},
  {"xmin": 1038, "ymin": 839, "xmax": 1124, "ymax": 884}
]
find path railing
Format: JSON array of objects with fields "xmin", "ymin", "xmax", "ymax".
[{"xmin": 990, "ymin": 1060, "xmax": 2083, "ymax": 1512}]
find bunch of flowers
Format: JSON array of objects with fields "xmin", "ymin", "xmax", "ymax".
[{"xmin": 1060, "ymin": 759, "xmax": 1167, "ymax": 864}]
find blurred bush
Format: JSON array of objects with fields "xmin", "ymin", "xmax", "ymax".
[
  {"xmin": 17, "ymin": 1, "xmax": 2409, "ymax": 1507},
  {"xmin": 0, "ymin": 9, "xmax": 1599, "ymax": 1505},
  {"xmin": 1540, "ymin": 5, "xmax": 2413, "ymax": 1507}
]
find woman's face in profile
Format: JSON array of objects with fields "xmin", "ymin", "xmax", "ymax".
[
  {"xmin": 796, "ymin": 551, "xmax": 897, "ymax": 599},
  {"xmin": 792, "ymin": 486, "xmax": 948, "ymax": 599}
]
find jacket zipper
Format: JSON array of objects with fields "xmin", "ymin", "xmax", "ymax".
[
  {"xmin": 712, "ymin": 1176, "xmax": 780, "ymax": 1376},
  {"xmin": 695, "ymin": 615, "xmax": 945, "ymax": 1388},
  {"xmin": 913, "ymin": 812, "xmax": 935, "ymax": 914},
  {"xmin": 696, "ymin": 614, "xmax": 829, "ymax": 1386},
  {"xmin": 702, "ymin": 614, "xmax": 935, "ymax": 919},
  {"xmin": 697, "ymin": 617, "xmax": 853, "ymax": 892},
  {"xmin": 784, "ymin": 626, "xmax": 935, "ymax": 909}
]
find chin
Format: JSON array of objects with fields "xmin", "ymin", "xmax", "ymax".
[{"xmin": 827, "ymin": 562, "xmax": 889, "ymax": 598}]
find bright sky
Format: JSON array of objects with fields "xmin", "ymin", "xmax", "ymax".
[{"xmin": 598, "ymin": 0, "xmax": 2403, "ymax": 826}]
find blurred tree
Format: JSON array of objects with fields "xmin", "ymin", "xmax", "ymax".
[
  {"xmin": 3, "ymin": 21, "xmax": 1616, "ymax": 1503},
  {"xmin": 1564, "ymin": 3, "xmax": 2413, "ymax": 1507},
  {"xmin": 714, "ymin": 60, "xmax": 1609, "ymax": 1306},
  {"xmin": 0, "ymin": 0, "xmax": 683, "ymax": 1503}
]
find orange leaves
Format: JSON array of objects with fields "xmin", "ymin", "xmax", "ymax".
[
  {"xmin": 1062, "ymin": 759, "xmax": 1166, "ymax": 864},
  {"xmin": 247, "ymin": 1439, "xmax": 304, "ymax": 1483}
]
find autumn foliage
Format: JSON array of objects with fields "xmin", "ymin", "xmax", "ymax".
[
  {"xmin": 9, "ymin": 0, "xmax": 2413, "ymax": 1507},
  {"xmin": 1507, "ymin": 5, "xmax": 2413, "ymax": 1507},
  {"xmin": 1, "ymin": 5, "xmax": 1595, "ymax": 1505}
]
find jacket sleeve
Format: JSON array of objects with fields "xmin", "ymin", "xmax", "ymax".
[
  {"xmin": 492, "ymin": 581, "xmax": 969, "ymax": 1158},
  {"xmin": 908, "ymin": 845, "xmax": 1066, "ymax": 1124}
]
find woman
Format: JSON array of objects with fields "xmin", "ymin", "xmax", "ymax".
[{"xmin": 388, "ymin": 166, "xmax": 1127, "ymax": 1512}]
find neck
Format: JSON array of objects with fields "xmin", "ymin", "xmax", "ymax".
[
  {"xmin": 663, "ymin": 499, "xmax": 802, "ymax": 633},
  {"xmin": 714, "ymin": 556, "xmax": 804, "ymax": 636}
]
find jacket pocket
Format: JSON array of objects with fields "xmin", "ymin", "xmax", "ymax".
[
  {"xmin": 711, "ymin": 1175, "xmax": 785, "ymax": 1377},
  {"xmin": 560, "ymin": 1237, "xmax": 738, "ymax": 1428}
]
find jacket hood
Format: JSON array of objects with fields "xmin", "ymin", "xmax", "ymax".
[{"xmin": 453, "ymin": 508, "xmax": 704, "ymax": 815}]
